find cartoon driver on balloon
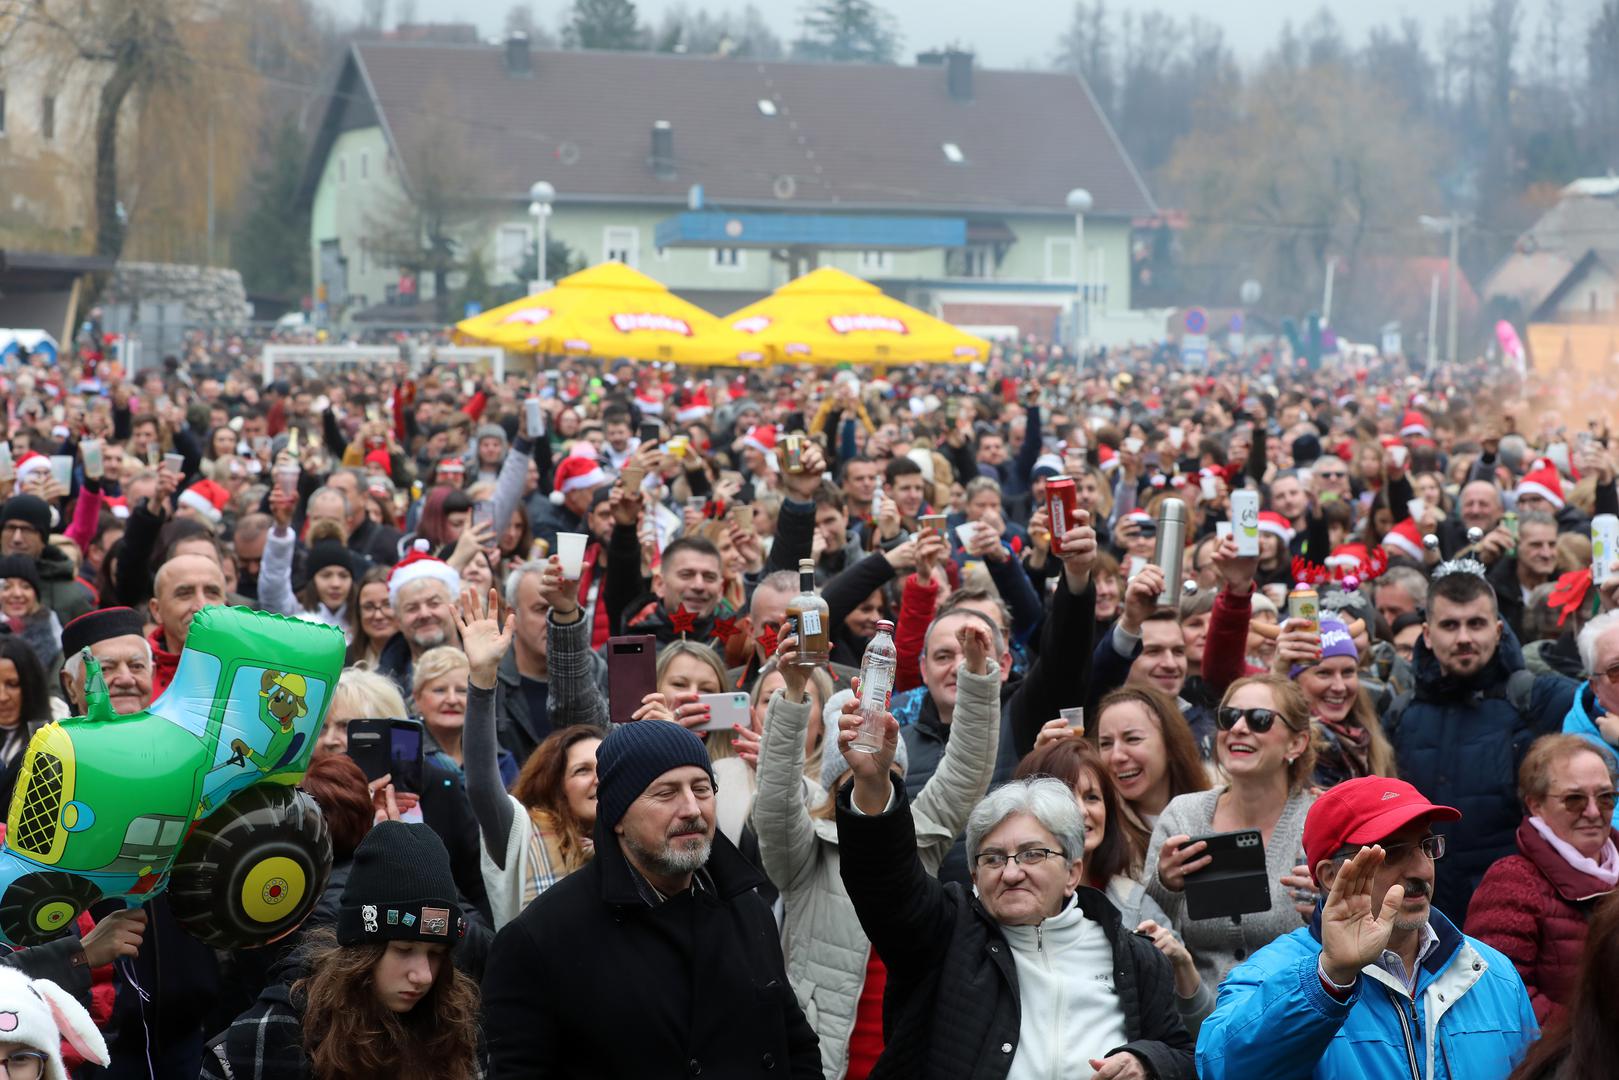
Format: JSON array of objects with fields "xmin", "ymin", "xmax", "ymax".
[{"xmin": 229, "ymin": 670, "xmax": 310, "ymax": 775}]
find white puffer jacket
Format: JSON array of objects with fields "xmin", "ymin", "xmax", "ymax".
[{"xmin": 751, "ymin": 663, "xmax": 1001, "ymax": 1080}]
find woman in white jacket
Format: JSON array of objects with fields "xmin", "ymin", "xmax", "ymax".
[{"xmin": 752, "ymin": 620, "xmax": 1001, "ymax": 1080}]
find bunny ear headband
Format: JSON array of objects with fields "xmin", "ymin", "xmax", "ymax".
[{"xmin": 0, "ymin": 967, "xmax": 109, "ymax": 1080}]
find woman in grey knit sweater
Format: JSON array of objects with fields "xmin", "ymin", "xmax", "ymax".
[{"xmin": 1144, "ymin": 675, "xmax": 1318, "ymax": 988}]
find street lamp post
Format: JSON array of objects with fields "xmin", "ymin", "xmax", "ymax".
[
  {"xmin": 1419, "ymin": 213, "xmax": 1466, "ymax": 366},
  {"xmin": 528, "ymin": 180, "xmax": 556, "ymax": 295},
  {"xmin": 1066, "ymin": 187, "xmax": 1093, "ymax": 364}
]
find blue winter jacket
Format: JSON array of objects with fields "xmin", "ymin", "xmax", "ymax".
[
  {"xmin": 1197, "ymin": 909, "xmax": 1536, "ymax": 1080},
  {"xmin": 1384, "ymin": 628, "xmax": 1575, "ymax": 922},
  {"xmin": 1560, "ymin": 681, "xmax": 1619, "ymax": 828}
]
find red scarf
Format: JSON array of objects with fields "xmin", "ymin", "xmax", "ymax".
[
  {"xmin": 575, "ymin": 542, "xmax": 612, "ymax": 650},
  {"xmin": 147, "ymin": 627, "xmax": 180, "ymax": 697}
]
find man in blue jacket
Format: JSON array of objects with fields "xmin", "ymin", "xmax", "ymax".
[{"xmin": 1198, "ymin": 777, "xmax": 1537, "ymax": 1080}]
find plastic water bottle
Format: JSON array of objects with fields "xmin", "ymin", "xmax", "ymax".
[{"xmin": 850, "ymin": 620, "xmax": 897, "ymax": 754}]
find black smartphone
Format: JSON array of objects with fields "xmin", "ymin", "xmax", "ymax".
[
  {"xmin": 608, "ymin": 635, "xmax": 658, "ymax": 725},
  {"xmin": 639, "ymin": 421, "xmax": 661, "ymax": 444},
  {"xmin": 345, "ymin": 718, "xmax": 425, "ymax": 794},
  {"xmin": 1182, "ymin": 829, "xmax": 1272, "ymax": 921}
]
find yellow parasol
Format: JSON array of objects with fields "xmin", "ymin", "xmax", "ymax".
[
  {"xmin": 453, "ymin": 262, "xmax": 760, "ymax": 366},
  {"xmin": 722, "ymin": 266, "xmax": 989, "ymax": 365}
]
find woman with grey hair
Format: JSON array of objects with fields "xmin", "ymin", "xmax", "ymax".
[
  {"xmin": 831, "ymin": 692, "xmax": 1196, "ymax": 1080},
  {"xmin": 752, "ymin": 622, "xmax": 1001, "ymax": 1080}
]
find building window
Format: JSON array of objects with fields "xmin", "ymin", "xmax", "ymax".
[
  {"xmin": 359, "ymin": 239, "xmax": 369, "ymax": 276},
  {"xmin": 1045, "ymin": 237, "xmax": 1077, "ymax": 282},
  {"xmin": 858, "ymin": 250, "xmax": 893, "ymax": 275},
  {"xmin": 948, "ymin": 244, "xmax": 994, "ymax": 279},
  {"xmin": 496, "ymin": 224, "xmax": 531, "ymax": 280},
  {"xmin": 710, "ymin": 247, "xmax": 745, "ymax": 271},
  {"xmin": 41, "ymin": 95, "xmax": 55, "ymax": 141},
  {"xmin": 603, "ymin": 226, "xmax": 639, "ymax": 267},
  {"xmin": 336, "ymin": 156, "xmax": 346, "ymax": 183},
  {"xmin": 359, "ymin": 151, "xmax": 368, "ymax": 180}
]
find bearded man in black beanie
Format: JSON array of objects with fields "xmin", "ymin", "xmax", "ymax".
[{"xmin": 481, "ymin": 720, "xmax": 822, "ymax": 1079}]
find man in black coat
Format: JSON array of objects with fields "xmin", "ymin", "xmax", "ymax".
[
  {"xmin": 834, "ymin": 713, "xmax": 1195, "ymax": 1080},
  {"xmin": 482, "ymin": 719, "xmax": 821, "ymax": 1079}
]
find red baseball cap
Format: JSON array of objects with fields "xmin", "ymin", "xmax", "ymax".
[{"xmin": 1303, "ymin": 778, "xmax": 1460, "ymax": 884}]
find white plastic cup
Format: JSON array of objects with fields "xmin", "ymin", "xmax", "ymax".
[
  {"xmin": 556, "ymin": 531, "xmax": 589, "ymax": 580},
  {"xmin": 48, "ymin": 455, "xmax": 73, "ymax": 489},
  {"xmin": 1060, "ymin": 707, "xmax": 1085, "ymax": 731},
  {"xmin": 955, "ymin": 522, "xmax": 982, "ymax": 549},
  {"xmin": 162, "ymin": 452, "xmax": 184, "ymax": 475}
]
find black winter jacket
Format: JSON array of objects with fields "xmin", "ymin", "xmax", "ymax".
[
  {"xmin": 1385, "ymin": 627, "xmax": 1576, "ymax": 923},
  {"xmin": 481, "ymin": 827, "xmax": 821, "ymax": 1079},
  {"xmin": 834, "ymin": 778, "xmax": 1196, "ymax": 1080}
]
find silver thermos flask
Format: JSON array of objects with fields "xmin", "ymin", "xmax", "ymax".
[{"xmin": 1153, "ymin": 497, "xmax": 1188, "ymax": 607}]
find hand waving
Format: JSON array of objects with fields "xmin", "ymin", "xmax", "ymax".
[
  {"xmin": 1319, "ymin": 845, "xmax": 1404, "ymax": 985},
  {"xmin": 456, "ymin": 587, "xmax": 514, "ymax": 690}
]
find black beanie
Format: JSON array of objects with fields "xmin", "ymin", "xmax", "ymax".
[
  {"xmin": 1291, "ymin": 433, "xmax": 1323, "ymax": 467},
  {"xmin": 0, "ymin": 555, "xmax": 43, "ymax": 600},
  {"xmin": 304, "ymin": 541, "xmax": 355, "ymax": 581},
  {"xmin": 594, "ymin": 720, "xmax": 714, "ymax": 834},
  {"xmin": 61, "ymin": 607, "xmax": 145, "ymax": 660},
  {"xmin": 0, "ymin": 495, "xmax": 50, "ymax": 539},
  {"xmin": 337, "ymin": 821, "xmax": 465, "ymax": 945}
]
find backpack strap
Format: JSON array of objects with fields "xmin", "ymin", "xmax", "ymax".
[{"xmin": 1506, "ymin": 669, "xmax": 1536, "ymax": 716}]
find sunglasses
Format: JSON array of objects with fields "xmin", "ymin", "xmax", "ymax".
[
  {"xmin": 1217, "ymin": 706, "xmax": 1285, "ymax": 733},
  {"xmin": 1550, "ymin": 790, "xmax": 1619, "ymax": 817}
]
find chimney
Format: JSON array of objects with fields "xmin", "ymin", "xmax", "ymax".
[
  {"xmin": 650, "ymin": 120, "xmax": 675, "ymax": 180},
  {"xmin": 915, "ymin": 49, "xmax": 946, "ymax": 66},
  {"xmin": 504, "ymin": 32, "xmax": 532, "ymax": 76},
  {"xmin": 945, "ymin": 49, "xmax": 973, "ymax": 102}
]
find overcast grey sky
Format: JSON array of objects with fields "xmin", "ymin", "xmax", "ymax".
[{"xmin": 340, "ymin": 0, "xmax": 1605, "ymax": 67}]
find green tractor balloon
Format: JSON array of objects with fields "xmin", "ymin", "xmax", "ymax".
[{"xmin": 0, "ymin": 607, "xmax": 345, "ymax": 949}]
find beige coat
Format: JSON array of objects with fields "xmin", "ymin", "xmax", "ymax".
[{"xmin": 751, "ymin": 664, "xmax": 1001, "ymax": 1080}]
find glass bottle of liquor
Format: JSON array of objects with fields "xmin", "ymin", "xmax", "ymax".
[{"xmin": 786, "ymin": 558, "xmax": 830, "ymax": 666}]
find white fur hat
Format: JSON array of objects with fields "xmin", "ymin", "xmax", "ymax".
[{"xmin": 0, "ymin": 967, "xmax": 109, "ymax": 1080}]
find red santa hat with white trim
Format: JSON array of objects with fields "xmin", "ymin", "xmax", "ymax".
[
  {"xmin": 388, "ymin": 538, "xmax": 462, "ymax": 603},
  {"xmin": 549, "ymin": 445, "xmax": 610, "ymax": 506},
  {"xmin": 1516, "ymin": 462, "xmax": 1565, "ymax": 509},
  {"xmin": 1399, "ymin": 410, "xmax": 1431, "ymax": 438},
  {"xmin": 1257, "ymin": 510, "xmax": 1295, "ymax": 544},
  {"xmin": 1381, "ymin": 517, "xmax": 1425, "ymax": 561},
  {"xmin": 177, "ymin": 479, "xmax": 230, "ymax": 524},
  {"xmin": 675, "ymin": 386, "xmax": 711, "ymax": 426},
  {"xmin": 13, "ymin": 451, "xmax": 50, "ymax": 485},
  {"xmin": 741, "ymin": 425, "xmax": 777, "ymax": 455}
]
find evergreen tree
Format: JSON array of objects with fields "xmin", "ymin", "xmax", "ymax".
[
  {"xmin": 232, "ymin": 118, "xmax": 311, "ymax": 301},
  {"xmin": 565, "ymin": 0, "xmax": 643, "ymax": 50},
  {"xmin": 791, "ymin": 0, "xmax": 900, "ymax": 64}
]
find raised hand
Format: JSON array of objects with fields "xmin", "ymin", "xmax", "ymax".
[
  {"xmin": 1319, "ymin": 845, "xmax": 1404, "ymax": 985},
  {"xmin": 1212, "ymin": 533, "xmax": 1258, "ymax": 595},
  {"xmin": 775, "ymin": 632, "xmax": 808, "ymax": 701},
  {"xmin": 1120, "ymin": 564, "xmax": 1165, "ymax": 635},
  {"xmin": 1033, "ymin": 717, "xmax": 1077, "ymax": 753},
  {"xmin": 537, "ymin": 556, "xmax": 579, "ymax": 617},
  {"xmin": 456, "ymin": 587, "xmax": 514, "ymax": 690},
  {"xmin": 1156, "ymin": 834, "xmax": 1212, "ymax": 893},
  {"xmin": 1056, "ymin": 508, "xmax": 1098, "ymax": 590},
  {"xmin": 1270, "ymin": 618, "xmax": 1322, "ymax": 675},
  {"xmin": 957, "ymin": 620, "xmax": 992, "ymax": 675},
  {"xmin": 839, "ymin": 688, "xmax": 897, "ymax": 815}
]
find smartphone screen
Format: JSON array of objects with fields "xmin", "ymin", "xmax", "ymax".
[
  {"xmin": 639, "ymin": 421, "xmax": 661, "ymax": 445},
  {"xmin": 389, "ymin": 723, "xmax": 424, "ymax": 794}
]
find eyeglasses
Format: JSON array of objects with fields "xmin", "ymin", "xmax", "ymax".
[
  {"xmin": 0, "ymin": 1051, "xmax": 46, "ymax": 1080},
  {"xmin": 1549, "ymin": 790, "xmax": 1619, "ymax": 817},
  {"xmin": 1217, "ymin": 706, "xmax": 1285, "ymax": 733},
  {"xmin": 1379, "ymin": 835, "xmax": 1446, "ymax": 863},
  {"xmin": 1599, "ymin": 664, "xmax": 1619, "ymax": 686},
  {"xmin": 974, "ymin": 847, "xmax": 1067, "ymax": 870},
  {"xmin": 360, "ymin": 602, "xmax": 392, "ymax": 616}
]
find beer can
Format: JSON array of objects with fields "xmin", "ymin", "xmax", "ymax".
[
  {"xmin": 1593, "ymin": 515, "xmax": 1619, "ymax": 585},
  {"xmin": 1045, "ymin": 477, "xmax": 1078, "ymax": 554},
  {"xmin": 1288, "ymin": 583, "xmax": 1319, "ymax": 630}
]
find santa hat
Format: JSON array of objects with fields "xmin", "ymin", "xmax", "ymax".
[
  {"xmin": 364, "ymin": 449, "xmax": 392, "ymax": 477},
  {"xmin": 1399, "ymin": 410, "xmax": 1431, "ymax": 438},
  {"xmin": 1517, "ymin": 463, "xmax": 1565, "ymax": 509},
  {"xmin": 103, "ymin": 495, "xmax": 129, "ymax": 520},
  {"xmin": 1097, "ymin": 444, "xmax": 1118, "ymax": 473},
  {"xmin": 1326, "ymin": 543, "xmax": 1373, "ymax": 572},
  {"xmin": 1257, "ymin": 510, "xmax": 1295, "ymax": 544},
  {"xmin": 741, "ymin": 425, "xmax": 777, "ymax": 455},
  {"xmin": 1121, "ymin": 509, "xmax": 1152, "ymax": 527},
  {"xmin": 13, "ymin": 451, "xmax": 50, "ymax": 484},
  {"xmin": 177, "ymin": 479, "xmax": 230, "ymax": 524},
  {"xmin": 675, "ymin": 386, "xmax": 711, "ymax": 426},
  {"xmin": 435, "ymin": 457, "xmax": 465, "ymax": 477},
  {"xmin": 635, "ymin": 389, "xmax": 665, "ymax": 416},
  {"xmin": 1381, "ymin": 517, "xmax": 1425, "ymax": 561},
  {"xmin": 388, "ymin": 538, "xmax": 462, "ymax": 603},
  {"xmin": 549, "ymin": 447, "xmax": 610, "ymax": 506}
]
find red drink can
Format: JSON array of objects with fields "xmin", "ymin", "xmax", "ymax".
[{"xmin": 1046, "ymin": 477, "xmax": 1078, "ymax": 554}]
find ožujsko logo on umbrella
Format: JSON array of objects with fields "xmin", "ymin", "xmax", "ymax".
[
  {"xmin": 500, "ymin": 307, "xmax": 553, "ymax": 325},
  {"xmin": 828, "ymin": 314, "xmax": 908, "ymax": 335},
  {"xmin": 732, "ymin": 316, "xmax": 772, "ymax": 334},
  {"xmin": 611, "ymin": 313, "xmax": 694, "ymax": 335}
]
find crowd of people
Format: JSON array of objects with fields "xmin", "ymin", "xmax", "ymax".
[{"xmin": 0, "ymin": 329, "xmax": 1616, "ymax": 1079}]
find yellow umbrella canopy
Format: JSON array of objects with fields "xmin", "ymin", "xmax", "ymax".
[
  {"xmin": 453, "ymin": 262, "xmax": 759, "ymax": 365},
  {"xmin": 723, "ymin": 266, "xmax": 989, "ymax": 365}
]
